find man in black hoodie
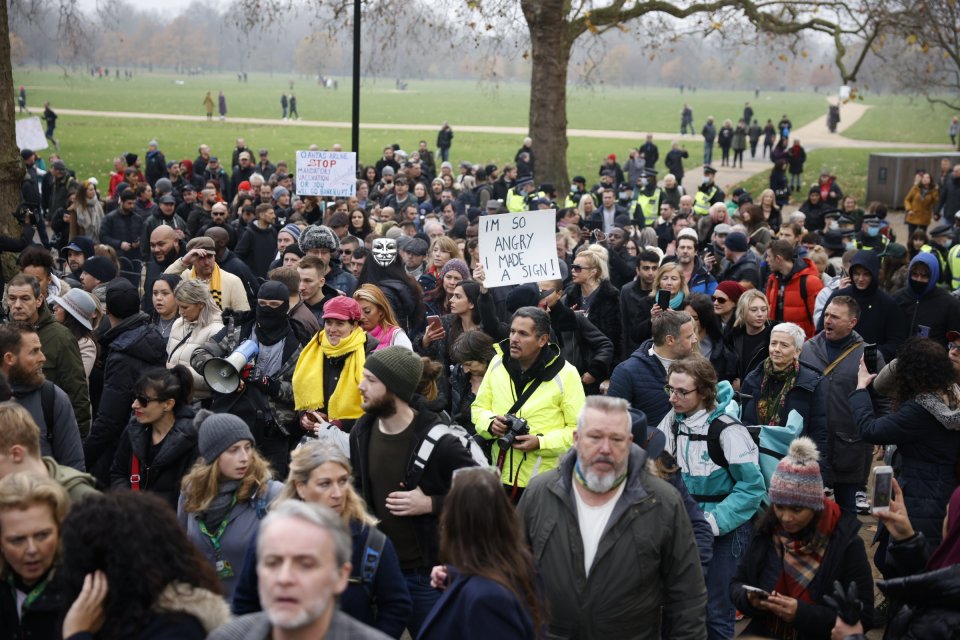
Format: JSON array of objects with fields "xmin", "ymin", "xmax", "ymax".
[
  {"xmin": 893, "ymin": 252, "xmax": 960, "ymax": 345},
  {"xmin": 817, "ymin": 249, "xmax": 906, "ymax": 361},
  {"xmin": 235, "ymin": 203, "xmax": 278, "ymax": 280}
]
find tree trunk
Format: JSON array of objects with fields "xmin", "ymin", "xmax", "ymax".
[
  {"xmin": 0, "ymin": 1, "xmax": 25, "ymax": 266},
  {"xmin": 524, "ymin": 0, "xmax": 571, "ymax": 193}
]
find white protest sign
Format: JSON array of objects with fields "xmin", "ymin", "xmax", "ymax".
[
  {"xmin": 479, "ymin": 209, "xmax": 560, "ymax": 288},
  {"xmin": 295, "ymin": 150, "xmax": 356, "ymax": 197},
  {"xmin": 15, "ymin": 117, "xmax": 48, "ymax": 152}
]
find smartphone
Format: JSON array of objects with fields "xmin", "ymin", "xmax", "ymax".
[
  {"xmin": 872, "ymin": 465, "xmax": 894, "ymax": 514},
  {"xmin": 426, "ymin": 315, "xmax": 442, "ymax": 333},
  {"xmin": 583, "ymin": 218, "xmax": 603, "ymax": 232},
  {"xmin": 656, "ymin": 290, "xmax": 671, "ymax": 310},
  {"xmin": 743, "ymin": 585, "xmax": 771, "ymax": 599},
  {"xmin": 863, "ymin": 343, "xmax": 879, "ymax": 375}
]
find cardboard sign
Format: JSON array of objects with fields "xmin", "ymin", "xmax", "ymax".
[
  {"xmin": 478, "ymin": 210, "xmax": 560, "ymax": 288},
  {"xmin": 15, "ymin": 117, "xmax": 48, "ymax": 152},
  {"xmin": 295, "ymin": 151, "xmax": 356, "ymax": 197}
]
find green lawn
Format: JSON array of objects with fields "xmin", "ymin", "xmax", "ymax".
[
  {"xmin": 735, "ymin": 147, "xmax": 943, "ymax": 205},
  {"xmin": 843, "ymin": 94, "xmax": 958, "ymax": 145},
  {"xmin": 14, "ymin": 68, "xmax": 828, "ymax": 133},
  {"xmin": 41, "ymin": 115, "xmax": 705, "ymax": 190}
]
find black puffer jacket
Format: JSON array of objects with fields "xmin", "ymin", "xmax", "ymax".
[
  {"xmin": 619, "ymin": 279, "xmax": 652, "ymax": 359},
  {"xmin": 565, "ymin": 279, "xmax": 621, "ymax": 360},
  {"xmin": 84, "ymin": 312, "xmax": 167, "ymax": 483},
  {"xmin": 110, "ymin": 405, "xmax": 199, "ymax": 509},
  {"xmin": 880, "ymin": 565, "xmax": 960, "ymax": 639}
]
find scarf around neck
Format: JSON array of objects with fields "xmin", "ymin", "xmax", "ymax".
[
  {"xmin": 773, "ymin": 498, "xmax": 840, "ymax": 602},
  {"xmin": 370, "ymin": 324, "xmax": 399, "ymax": 351},
  {"xmin": 192, "ymin": 262, "xmax": 223, "ymax": 309},
  {"xmin": 757, "ymin": 360, "xmax": 799, "ymax": 426},
  {"xmin": 292, "ymin": 326, "xmax": 366, "ymax": 417},
  {"xmin": 201, "ymin": 479, "xmax": 242, "ymax": 529}
]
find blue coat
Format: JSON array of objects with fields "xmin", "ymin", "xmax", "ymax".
[
  {"xmin": 850, "ymin": 389, "xmax": 960, "ymax": 546},
  {"xmin": 608, "ymin": 339, "xmax": 671, "ymax": 428},
  {"xmin": 232, "ymin": 520, "xmax": 412, "ymax": 638},
  {"xmin": 417, "ymin": 570, "xmax": 534, "ymax": 640}
]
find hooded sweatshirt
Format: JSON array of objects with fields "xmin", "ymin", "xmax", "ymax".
[
  {"xmin": 893, "ymin": 252, "xmax": 960, "ymax": 345},
  {"xmin": 818, "ymin": 250, "xmax": 907, "ymax": 360}
]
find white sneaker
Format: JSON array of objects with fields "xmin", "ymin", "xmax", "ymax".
[{"xmin": 856, "ymin": 491, "xmax": 871, "ymax": 514}]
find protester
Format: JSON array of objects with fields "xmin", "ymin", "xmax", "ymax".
[
  {"xmin": 149, "ymin": 273, "xmax": 181, "ymax": 341},
  {"xmin": 354, "ymin": 284, "xmax": 414, "ymax": 350},
  {"xmin": 725, "ymin": 289, "xmax": 774, "ymax": 388},
  {"xmin": 626, "ymin": 261, "xmax": 689, "ymax": 350},
  {"xmin": 49, "ymin": 288, "xmax": 99, "ymax": 377}
]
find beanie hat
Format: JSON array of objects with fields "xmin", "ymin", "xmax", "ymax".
[
  {"xmin": 155, "ymin": 178, "xmax": 173, "ymax": 195},
  {"xmin": 440, "ymin": 258, "xmax": 470, "ymax": 282},
  {"xmin": 299, "ymin": 225, "xmax": 340, "ymax": 253},
  {"xmin": 273, "ymin": 186, "xmax": 290, "ymax": 200},
  {"xmin": 279, "ymin": 224, "xmax": 301, "ymax": 241},
  {"xmin": 715, "ymin": 281, "xmax": 746, "ymax": 304},
  {"xmin": 677, "ymin": 228, "xmax": 699, "ymax": 244},
  {"xmin": 364, "ymin": 346, "xmax": 424, "ymax": 403},
  {"xmin": 105, "ymin": 279, "xmax": 140, "ymax": 319},
  {"xmin": 198, "ymin": 411, "xmax": 255, "ymax": 462},
  {"xmin": 82, "ymin": 256, "xmax": 118, "ymax": 283},
  {"xmin": 768, "ymin": 437, "xmax": 824, "ymax": 511},
  {"xmin": 724, "ymin": 231, "xmax": 749, "ymax": 253},
  {"xmin": 124, "ymin": 152, "xmax": 138, "ymax": 166}
]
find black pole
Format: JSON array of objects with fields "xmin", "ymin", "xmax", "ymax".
[{"xmin": 351, "ymin": 0, "xmax": 361, "ymax": 154}]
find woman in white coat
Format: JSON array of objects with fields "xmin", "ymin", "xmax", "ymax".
[{"xmin": 166, "ymin": 279, "xmax": 224, "ymax": 402}]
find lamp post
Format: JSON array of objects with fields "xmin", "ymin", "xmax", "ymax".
[{"xmin": 351, "ymin": 0, "xmax": 361, "ymax": 154}]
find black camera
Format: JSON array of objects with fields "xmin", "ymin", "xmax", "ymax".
[{"xmin": 497, "ymin": 414, "xmax": 529, "ymax": 449}]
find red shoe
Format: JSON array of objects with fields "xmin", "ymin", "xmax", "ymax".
[{"xmin": 735, "ymin": 610, "xmax": 745, "ymax": 622}]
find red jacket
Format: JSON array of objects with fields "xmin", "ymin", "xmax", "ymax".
[{"xmin": 765, "ymin": 257, "xmax": 823, "ymax": 338}]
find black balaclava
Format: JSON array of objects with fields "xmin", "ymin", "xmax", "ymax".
[{"xmin": 256, "ymin": 281, "xmax": 291, "ymax": 346}]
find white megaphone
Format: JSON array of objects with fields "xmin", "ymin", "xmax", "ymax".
[{"xmin": 203, "ymin": 340, "xmax": 260, "ymax": 394}]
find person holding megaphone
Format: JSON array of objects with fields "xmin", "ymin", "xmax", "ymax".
[{"xmin": 191, "ymin": 281, "xmax": 308, "ymax": 479}]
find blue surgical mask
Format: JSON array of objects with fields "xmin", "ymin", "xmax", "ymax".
[
  {"xmin": 845, "ymin": 241, "xmax": 856, "ymax": 250},
  {"xmin": 702, "ymin": 177, "xmax": 711, "ymax": 185},
  {"xmin": 866, "ymin": 226, "xmax": 880, "ymax": 238},
  {"xmin": 829, "ymin": 221, "xmax": 839, "ymax": 231}
]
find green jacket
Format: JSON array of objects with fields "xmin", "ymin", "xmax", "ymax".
[
  {"xmin": 43, "ymin": 456, "xmax": 99, "ymax": 503},
  {"xmin": 36, "ymin": 304, "xmax": 90, "ymax": 435},
  {"xmin": 518, "ymin": 445, "xmax": 707, "ymax": 639},
  {"xmin": 473, "ymin": 342, "xmax": 585, "ymax": 488}
]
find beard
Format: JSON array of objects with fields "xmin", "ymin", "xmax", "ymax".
[
  {"xmin": 578, "ymin": 454, "xmax": 627, "ymax": 494},
  {"xmin": 9, "ymin": 360, "xmax": 44, "ymax": 387},
  {"xmin": 362, "ymin": 392, "xmax": 397, "ymax": 419},
  {"xmin": 265, "ymin": 590, "xmax": 330, "ymax": 631}
]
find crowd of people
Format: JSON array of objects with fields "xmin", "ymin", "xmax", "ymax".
[{"xmin": 3, "ymin": 123, "xmax": 960, "ymax": 640}]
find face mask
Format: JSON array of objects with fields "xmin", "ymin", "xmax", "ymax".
[
  {"xmin": 866, "ymin": 226, "xmax": 880, "ymax": 238},
  {"xmin": 829, "ymin": 221, "xmax": 839, "ymax": 231},
  {"xmin": 845, "ymin": 241, "xmax": 856, "ymax": 250},
  {"xmin": 638, "ymin": 178, "xmax": 647, "ymax": 188},
  {"xmin": 570, "ymin": 185, "xmax": 580, "ymax": 194},
  {"xmin": 702, "ymin": 177, "xmax": 711, "ymax": 185},
  {"xmin": 371, "ymin": 238, "xmax": 398, "ymax": 267},
  {"xmin": 909, "ymin": 278, "xmax": 927, "ymax": 295},
  {"xmin": 619, "ymin": 192, "xmax": 629, "ymax": 201},
  {"xmin": 945, "ymin": 239, "xmax": 954, "ymax": 249}
]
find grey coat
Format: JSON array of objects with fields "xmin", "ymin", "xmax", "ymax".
[
  {"xmin": 517, "ymin": 444, "xmax": 707, "ymax": 640},
  {"xmin": 177, "ymin": 480, "xmax": 283, "ymax": 602},
  {"xmin": 11, "ymin": 381, "xmax": 85, "ymax": 471},
  {"xmin": 207, "ymin": 609, "xmax": 392, "ymax": 640}
]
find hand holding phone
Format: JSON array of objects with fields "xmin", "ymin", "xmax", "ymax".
[
  {"xmin": 863, "ymin": 343, "xmax": 879, "ymax": 375},
  {"xmin": 743, "ymin": 585, "xmax": 771, "ymax": 599},
  {"xmin": 657, "ymin": 290, "xmax": 671, "ymax": 311},
  {"xmin": 872, "ymin": 466, "xmax": 894, "ymax": 514}
]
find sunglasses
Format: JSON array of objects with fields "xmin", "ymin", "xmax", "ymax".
[
  {"xmin": 133, "ymin": 394, "xmax": 163, "ymax": 406},
  {"xmin": 571, "ymin": 264, "xmax": 591, "ymax": 273},
  {"xmin": 712, "ymin": 296, "xmax": 729, "ymax": 303}
]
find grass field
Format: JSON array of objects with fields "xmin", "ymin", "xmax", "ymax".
[
  {"xmin": 843, "ymin": 95, "xmax": 958, "ymax": 145},
  {"xmin": 14, "ymin": 69, "xmax": 830, "ymax": 133},
  {"xmin": 41, "ymin": 115, "xmax": 706, "ymax": 190}
]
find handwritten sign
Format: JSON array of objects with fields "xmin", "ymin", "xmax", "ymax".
[
  {"xmin": 295, "ymin": 151, "xmax": 356, "ymax": 197},
  {"xmin": 15, "ymin": 117, "xmax": 48, "ymax": 152},
  {"xmin": 479, "ymin": 209, "xmax": 560, "ymax": 288}
]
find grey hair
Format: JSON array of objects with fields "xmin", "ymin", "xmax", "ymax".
[
  {"xmin": 771, "ymin": 322, "xmax": 806, "ymax": 350},
  {"xmin": 576, "ymin": 396, "xmax": 631, "ymax": 433},
  {"xmin": 258, "ymin": 501, "xmax": 352, "ymax": 569},
  {"xmin": 174, "ymin": 279, "xmax": 222, "ymax": 327}
]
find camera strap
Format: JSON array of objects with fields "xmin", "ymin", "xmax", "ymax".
[{"xmin": 494, "ymin": 376, "xmax": 548, "ymax": 478}]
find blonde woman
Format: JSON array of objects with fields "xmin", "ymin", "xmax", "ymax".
[
  {"xmin": 167, "ymin": 279, "xmax": 224, "ymax": 401},
  {"xmin": 231, "ymin": 439, "xmax": 412, "ymax": 638},
  {"xmin": 177, "ymin": 412, "xmax": 283, "ymax": 602},
  {"xmin": 566, "ymin": 244, "xmax": 621, "ymax": 360},
  {"xmin": 629, "ymin": 262, "xmax": 691, "ymax": 348},
  {"xmin": 354, "ymin": 283, "xmax": 414, "ymax": 351},
  {"xmin": 723, "ymin": 289, "xmax": 773, "ymax": 389},
  {"xmin": 424, "ymin": 235, "xmax": 463, "ymax": 286}
]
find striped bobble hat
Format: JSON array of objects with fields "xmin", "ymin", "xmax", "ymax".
[{"xmin": 767, "ymin": 437, "xmax": 824, "ymax": 511}]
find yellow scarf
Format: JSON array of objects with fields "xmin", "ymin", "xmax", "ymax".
[
  {"xmin": 293, "ymin": 326, "xmax": 367, "ymax": 418},
  {"xmin": 191, "ymin": 263, "xmax": 223, "ymax": 309}
]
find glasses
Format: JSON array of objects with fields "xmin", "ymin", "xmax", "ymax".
[
  {"xmin": 664, "ymin": 385, "xmax": 696, "ymax": 398},
  {"xmin": 133, "ymin": 394, "xmax": 163, "ymax": 406},
  {"xmin": 712, "ymin": 296, "xmax": 729, "ymax": 303},
  {"xmin": 949, "ymin": 343, "xmax": 960, "ymax": 351},
  {"xmin": 571, "ymin": 264, "xmax": 592, "ymax": 273}
]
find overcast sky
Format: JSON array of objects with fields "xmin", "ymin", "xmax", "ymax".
[{"xmin": 76, "ymin": 0, "xmax": 222, "ymax": 16}]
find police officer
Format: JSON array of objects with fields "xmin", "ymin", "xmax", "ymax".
[
  {"xmin": 633, "ymin": 168, "xmax": 663, "ymax": 228},
  {"xmin": 693, "ymin": 165, "xmax": 725, "ymax": 217}
]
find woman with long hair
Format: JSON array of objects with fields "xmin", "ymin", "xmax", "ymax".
[
  {"xmin": 758, "ymin": 188, "xmax": 783, "ymax": 232},
  {"xmin": 419, "ymin": 280, "xmax": 485, "ymax": 372},
  {"xmin": 50, "ymin": 288, "xmax": 99, "ymax": 377},
  {"xmin": 420, "ymin": 467, "xmax": 542, "ymax": 639},
  {"xmin": 71, "ymin": 179, "xmax": 105, "ymax": 241},
  {"xmin": 577, "ymin": 193, "xmax": 596, "ymax": 221},
  {"xmin": 354, "ymin": 284, "xmax": 414, "ymax": 351},
  {"xmin": 731, "ymin": 438, "xmax": 873, "ymax": 639},
  {"xmin": 741, "ymin": 205, "xmax": 773, "ymax": 255},
  {"xmin": 59, "ymin": 491, "xmax": 229, "ymax": 640},
  {"xmin": 565, "ymin": 244, "xmax": 621, "ymax": 367},
  {"xmin": 150, "ymin": 274, "xmax": 181, "ymax": 342},
  {"xmin": 904, "ymin": 171, "xmax": 939, "ymax": 236},
  {"xmin": 423, "ymin": 236, "xmax": 462, "ymax": 290},
  {"xmin": 449, "ymin": 330, "xmax": 497, "ymax": 434},
  {"xmin": 295, "ymin": 297, "xmax": 378, "ymax": 433},
  {"xmin": 0, "ymin": 473, "xmax": 70, "ymax": 640},
  {"xmin": 629, "ymin": 261, "xmax": 689, "ymax": 348},
  {"xmin": 177, "ymin": 412, "xmax": 283, "ymax": 601},
  {"xmin": 424, "ymin": 258, "xmax": 470, "ymax": 317},
  {"xmin": 853, "ymin": 337, "xmax": 960, "ymax": 549},
  {"xmin": 232, "ymin": 439, "xmax": 412, "ymax": 638},
  {"xmin": 682, "ymin": 293, "xmax": 734, "ymax": 380},
  {"xmin": 724, "ymin": 289, "xmax": 773, "ymax": 390},
  {"xmin": 166, "ymin": 280, "xmax": 224, "ymax": 402},
  {"xmin": 349, "ymin": 208, "xmax": 373, "ymax": 239},
  {"xmin": 110, "ymin": 366, "xmax": 198, "ymax": 508}
]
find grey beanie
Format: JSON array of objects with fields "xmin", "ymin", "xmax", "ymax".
[
  {"xmin": 197, "ymin": 411, "xmax": 255, "ymax": 462},
  {"xmin": 155, "ymin": 178, "xmax": 173, "ymax": 195},
  {"xmin": 299, "ymin": 224, "xmax": 340, "ymax": 253},
  {"xmin": 364, "ymin": 346, "xmax": 424, "ymax": 403}
]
